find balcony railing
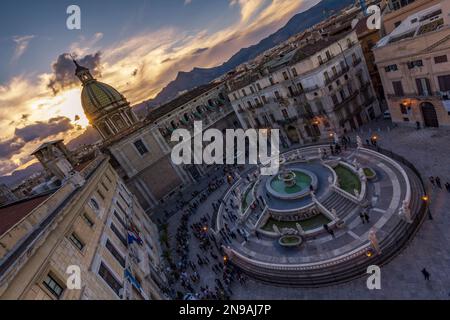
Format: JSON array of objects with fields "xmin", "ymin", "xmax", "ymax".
[
  {"xmin": 387, "ymin": 91, "xmax": 442, "ymax": 100},
  {"xmin": 352, "ymin": 58, "xmax": 362, "ymax": 67},
  {"xmin": 303, "ymin": 85, "xmax": 320, "ymax": 93},
  {"xmin": 325, "ymin": 66, "xmax": 350, "ymax": 85},
  {"xmin": 332, "ymin": 90, "xmax": 359, "ymax": 111}
]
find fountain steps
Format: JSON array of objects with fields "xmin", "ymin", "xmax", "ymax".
[
  {"xmin": 230, "ymin": 169, "xmax": 427, "ymax": 287},
  {"xmin": 320, "ymin": 191, "xmax": 359, "ymax": 219}
]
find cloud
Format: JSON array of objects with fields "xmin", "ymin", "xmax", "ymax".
[
  {"xmin": 11, "ymin": 35, "xmax": 35, "ymax": 63},
  {"xmin": 0, "ymin": 137, "xmax": 25, "ymax": 159},
  {"xmin": 0, "ymin": 0, "xmax": 312, "ymax": 175},
  {"xmin": 184, "ymin": 0, "xmax": 192, "ymax": 5},
  {"xmin": 47, "ymin": 52, "xmax": 102, "ymax": 95},
  {"xmin": 14, "ymin": 116, "xmax": 74, "ymax": 143}
]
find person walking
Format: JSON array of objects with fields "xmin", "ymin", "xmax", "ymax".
[
  {"xmin": 445, "ymin": 182, "xmax": 450, "ymax": 193},
  {"xmin": 429, "ymin": 176, "xmax": 435, "ymax": 187},
  {"xmin": 359, "ymin": 212, "xmax": 366, "ymax": 224},
  {"xmin": 435, "ymin": 176, "xmax": 442, "ymax": 189},
  {"xmin": 421, "ymin": 268, "xmax": 431, "ymax": 281},
  {"xmin": 364, "ymin": 211, "xmax": 370, "ymax": 223}
]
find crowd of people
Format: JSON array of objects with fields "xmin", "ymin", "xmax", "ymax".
[{"xmin": 161, "ymin": 165, "xmax": 251, "ymax": 300}]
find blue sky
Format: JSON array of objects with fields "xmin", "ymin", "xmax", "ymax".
[{"xmin": 0, "ymin": 0, "xmax": 317, "ymax": 175}]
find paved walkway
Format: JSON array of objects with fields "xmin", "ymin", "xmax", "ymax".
[{"xmin": 159, "ymin": 120, "xmax": 450, "ymax": 299}]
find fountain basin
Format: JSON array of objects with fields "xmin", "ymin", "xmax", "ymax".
[{"xmin": 266, "ymin": 168, "xmax": 318, "ymax": 200}]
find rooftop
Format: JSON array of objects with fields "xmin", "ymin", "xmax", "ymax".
[
  {"xmin": 377, "ymin": 4, "xmax": 446, "ymax": 47},
  {"xmin": 0, "ymin": 192, "xmax": 53, "ymax": 236},
  {"xmin": 145, "ymin": 82, "xmax": 221, "ymax": 123}
]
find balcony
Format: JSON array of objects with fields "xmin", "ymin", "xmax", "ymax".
[
  {"xmin": 276, "ymin": 116, "xmax": 298, "ymax": 126},
  {"xmin": 352, "ymin": 58, "xmax": 362, "ymax": 67},
  {"xmin": 325, "ymin": 66, "xmax": 350, "ymax": 85},
  {"xmin": 332, "ymin": 90, "xmax": 359, "ymax": 111},
  {"xmin": 303, "ymin": 85, "xmax": 320, "ymax": 93},
  {"xmin": 386, "ymin": 91, "xmax": 441, "ymax": 100}
]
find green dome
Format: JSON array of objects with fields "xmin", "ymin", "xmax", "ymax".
[{"xmin": 81, "ymin": 81, "xmax": 125, "ymax": 115}]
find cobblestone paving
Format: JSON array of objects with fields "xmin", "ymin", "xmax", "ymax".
[{"xmin": 159, "ymin": 120, "xmax": 450, "ymax": 299}]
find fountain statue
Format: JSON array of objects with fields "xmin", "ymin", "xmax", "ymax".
[{"xmin": 357, "ymin": 135, "xmax": 363, "ymax": 148}]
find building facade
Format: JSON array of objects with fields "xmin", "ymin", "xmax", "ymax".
[
  {"xmin": 374, "ymin": 0, "xmax": 450, "ymax": 128},
  {"xmin": 0, "ymin": 143, "xmax": 166, "ymax": 300},
  {"xmin": 74, "ymin": 60, "xmax": 239, "ymax": 211},
  {"xmin": 227, "ymin": 30, "xmax": 381, "ymax": 146},
  {"xmin": 382, "ymin": 0, "xmax": 442, "ymax": 35}
]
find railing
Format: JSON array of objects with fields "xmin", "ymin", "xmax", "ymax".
[
  {"xmin": 325, "ymin": 66, "xmax": 349, "ymax": 85},
  {"xmin": 332, "ymin": 90, "xmax": 359, "ymax": 111}
]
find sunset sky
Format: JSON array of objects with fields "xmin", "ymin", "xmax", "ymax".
[{"xmin": 0, "ymin": 0, "xmax": 318, "ymax": 176}]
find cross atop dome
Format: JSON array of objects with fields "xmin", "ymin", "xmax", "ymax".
[{"xmin": 71, "ymin": 55, "xmax": 95, "ymax": 85}]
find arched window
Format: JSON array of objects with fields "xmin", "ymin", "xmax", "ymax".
[
  {"xmin": 112, "ymin": 115, "xmax": 126, "ymax": 130},
  {"xmin": 90, "ymin": 198, "xmax": 100, "ymax": 211},
  {"xmin": 99, "ymin": 122, "xmax": 112, "ymax": 137}
]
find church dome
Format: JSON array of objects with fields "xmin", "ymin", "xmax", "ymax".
[{"xmin": 81, "ymin": 81, "xmax": 126, "ymax": 115}]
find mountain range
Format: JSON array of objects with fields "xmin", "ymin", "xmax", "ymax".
[{"xmin": 143, "ymin": 0, "xmax": 356, "ymax": 109}]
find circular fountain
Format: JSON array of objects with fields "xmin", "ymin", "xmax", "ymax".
[{"xmin": 266, "ymin": 167, "xmax": 318, "ymax": 200}]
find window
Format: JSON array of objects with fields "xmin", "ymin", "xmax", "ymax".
[
  {"xmin": 241, "ymin": 89, "xmax": 247, "ymax": 96},
  {"xmin": 269, "ymin": 77, "xmax": 275, "ymax": 85},
  {"xmin": 434, "ymin": 55, "xmax": 448, "ymax": 64},
  {"xmin": 325, "ymin": 51, "xmax": 332, "ymax": 60},
  {"xmin": 256, "ymin": 83, "xmax": 262, "ymax": 90},
  {"xmin": 98, "ymin": 262, "xmax": 123, "ymax": 297},
  {"xmin": 110, "ymin": 223, "xmax": 128, "ymax": 248},
  {"xmin": 331, "ymin": 94, "xmax": 339, "ymax": 106},
  {"xmin": 69, "ymin": 233, "xmax": 85, "ymax": 251},
  {"xmin": 97, "ymin": 189, "xmax": 105, "ymax": 201},
  {"xmin": 106, "ymin": 240, "xmax": 126, "ymax": 268},
  {"xmin": 282, "ymin": 109, "xmax": 289, "ymax": 119},
  {"xmin": 233, "ymin": 93, "xmax": 237, "ymax": 100},
  {"xmin": 392, "ymin": 81, "xmax": 404, "ymax": 96},
  {"xmin": 416, "ymin": 78, "xmax": 431, "ymax": 96},
  {"xmin": 292, "ymin": 68, "xmax": 298, "ymax": 77},
  {"xmin": 384, "ymin": 64, "xmax": 398, "ymax": 72},
  {"xmin": 438, "ymin": 75, "xmax": 450, "ymax": 91},
  {"xmin": 282, "ymin": 71, "xmax": 289, "ymax": 81},
  {"xmin": 133, "ymin": 140, "xmax": 148, "ymax": 156},
  {"xmin": 90, "ymin": 198, "xmax": 100, "ymax": 211},
  {"xmin": 105, "ymin": 174, "xmax": 112, "ymax": 184},
  {"xmin": 261, "ymin": 95, "xmax": 267, "ymax": 104},
  {"xmin": 407, "ymin": 60, "xmax": 423, "ymax": 69},
  {"xmin": 114, "ymin": 210, "xmax": 127, "ymax": 229},
  {"xmin": 250, "ymin": 86, "xmax": 255, "ymax": 94},
  {"xmin": 297, "ymin": 82, "xmax": 303, "ymax": 92},
  {"xmin": 116, "ymin": 201, "xmax": 127, "ymax": 215},
  {"xmin": 247, "ymin": 101, "xmax": 252, "ymax": 108},
  {"xmin": 43, "ymin": 274, "xmax": 64, "ymax": 299},
  {"xmin": 324, "ymin": 71, "xmax": 330, "ymax": 81},
  {"xmin": 274, "ymin": 91, "xmax": 281, "ymax": 99},
  {"xmin": 332, "ymin": 66, "xmax": 337, "ymax": 76},
  {"xmin": 119, "ymin": 192, "xmax": 128, "ymax": 205},
  {"xmin": 82, "ymin": 213, "xmax": 95, "ymax": 228},
  {"xmin": 101, "ymin": 181, "xmax": 109, "ymax": 192}
]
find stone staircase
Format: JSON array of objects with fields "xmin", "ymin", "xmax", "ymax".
[
  {"xmin": 229, "ymin": 166, "xmax": 428, "ymax": 287},
  {"xmin": 320, "ymin": 191, "xmax": 359, "ymax": 219}
]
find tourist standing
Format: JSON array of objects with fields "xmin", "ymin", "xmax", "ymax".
[
  {"xmin": 435, "ymin": 176, "xmax": 442, "ymax": 189},
  {"xmin": 421, "ymin": 268, "xmax": 431, "ymax": 281}
]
